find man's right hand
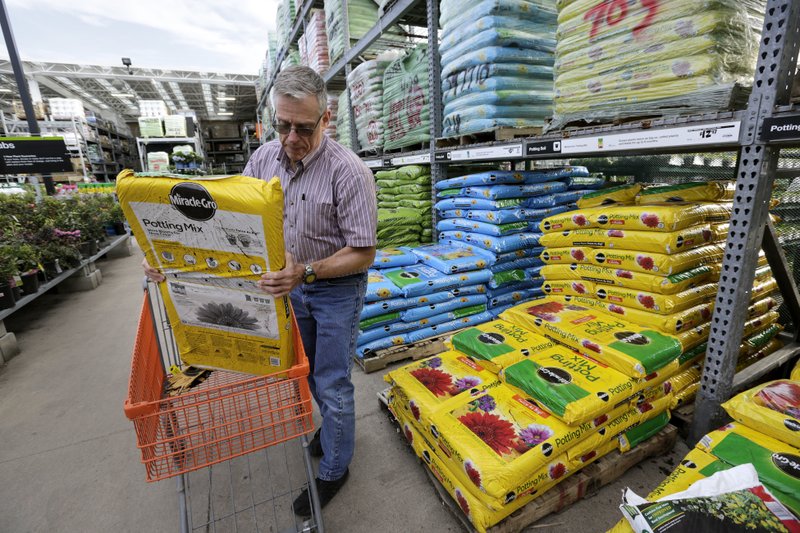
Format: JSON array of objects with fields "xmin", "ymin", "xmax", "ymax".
[{"xmin": 142, "ymin": 258, "xmax": 165, "ymax": 283}]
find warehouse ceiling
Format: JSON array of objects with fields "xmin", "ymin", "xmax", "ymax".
[{"xmin": 0, "ymin": 60, "xmax": 258, "ymax": 123}]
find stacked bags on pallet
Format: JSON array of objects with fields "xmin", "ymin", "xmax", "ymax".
[
  {"xmin": 383, "ymin": 45, "xmax": 431, "ymax": 151},
  {"xmin": 299, "ymin": 9, "xmax": 330, "ymax": 75},
  {"xmin": 347, "ymin": 53, "xmax": 401, "ymax": 152},
  {"xmin": 610, "ymin": 378, "xmax": 800, "ymax": 532},
  {"xmin": 550, "ymin": 0, "xmax": 766, "ymax": 129},
  {"xmin": 276, "ymin": 0, "xmax": 296, "ymax": 49},
  {"xmin": 324, "ymin": 0, "xmax": 406, "ymax": 65},
  {"xmin": 384, "ymin": 309, "xmax": 674, "ymax": 531},
  {"xmin": 435, "ymin": 166, "xmax": 605, "ymax": 316},
  {"xmin": 439, "ymin": 0, "xmax": 557, "ymax": 138},
  {"xmin": 358, "ymin": 244, "xmax": 496, "ymax": 358},
  {"xmin": 325, "ymin": 94, "xmax": 339, "ymax": 140},
  {"xmin": 375, "ymin": 165, "xmax": 432, "ymax": 247},
  {"xmin": 534, "ymin": 180, "xmax": 784, "ymax": 406}
]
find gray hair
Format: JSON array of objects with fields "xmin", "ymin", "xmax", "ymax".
[{"xmin": 271, "ymin": 65, "xmax": 327, "ymax": 115}]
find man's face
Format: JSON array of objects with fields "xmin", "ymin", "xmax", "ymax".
[{"xmin": 274, "ymin": 94, "xmax": 330, "ymax": 163}]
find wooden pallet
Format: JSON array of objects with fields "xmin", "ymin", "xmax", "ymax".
[
  {"xmin": 354, "ymin": 330, "xmax": 459, "ymax": 373},
  {"xmin": 426, "ymin": 425, "xmax": 678, "ymax": 533},
  {"xmin": 437, "ymin": 127, "xmax": 543, "ymax": 149}
]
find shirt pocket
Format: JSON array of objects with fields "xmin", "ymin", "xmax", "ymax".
[{"xmin": 301, "ymin": 202, "xmax": 337, "ymax": 238}]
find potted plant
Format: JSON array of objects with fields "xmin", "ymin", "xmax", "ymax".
[
  {"xmin": 11, "ymin": 241, "xmax": 41, "ymax": 295},
  {"xmin": 109, "ymin": 201, "xmax": 127, "ymax": 235},
  {"xmin": 0, "ymin": 245, "xmax": 19, "ymax": 309}
]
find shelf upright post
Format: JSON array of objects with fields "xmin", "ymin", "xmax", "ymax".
[
  {"xmin": 426, "ymin": 0, "xmax": 443, "ymax": 238},
  {"xmin": 690, "ymin": 0, "xmax": 800, "ymax": 443},
  {"xmin": 0, "ymin": 0, "xmax": 55, "ymax": 195}
]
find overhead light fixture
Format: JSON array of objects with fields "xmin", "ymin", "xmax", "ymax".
[
  {"xmin": 217, "ymin": 96, "xmax": 236, "ymax": 101},
  {"xmin": 121, "ymin": 57, "xmax": 133, "ymax": 75},
  {"xmin": 0, "ymin": 88, "xmax": 12, "ymax": 93},
  {"xmin": 218, "ymin": 112, "xmax": 234, "ymax": 116},
  {"xmin": 111, "ymin": 92, "xmax": 134, "ymax": 97}
]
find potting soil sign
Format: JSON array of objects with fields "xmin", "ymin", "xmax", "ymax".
[
  {"xmin": 116, "ymin": 170, "xmax": 294, "ymax": 375},
  {"xmin": 0, "ymin": 137, "xmax": 72, "ymax": 174}
]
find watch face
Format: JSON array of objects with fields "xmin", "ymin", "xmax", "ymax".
[{"xmin": 304, "ymin": 273, "xmax": 317, "ymax": 284}]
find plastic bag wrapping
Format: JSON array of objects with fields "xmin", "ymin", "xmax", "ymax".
[
  {"xmin": 377, "ymin": 208, "xmax": 425, "ymax": 248},
  {"xmin": 323, "ymin": 0, "xmax": 406, "ymax": 65},
  {"xmin": 550, "ymin": 0, "xmax": 766, "ymax": 129},
  {"xmin": 372, "ymin": 246, "xmax": 419, "ymax": 269},
  {"xmin": 723, "ymin": 380, "xmax": 800, "ymax": 449},
  {"xmin": 276, "ymin": 0, "xmax": 296, "ymax": 49},
  {"xmin": 335, "ymin": 89, "xmax": 352, "ymax": 149},
  {"xmin": 299, "ymin": 9, "xmax": 330, "ymax": 75},
  {"xmin": 381, "ymin": 45, "xmax": 431, "ymax": 151},
  {"xmin": 346, "ymin": 53, "xmax": 402, "ymax": 151},
  {"xmin": 441, "ymin": 0, "xmax": 557, "ymax": 35}
]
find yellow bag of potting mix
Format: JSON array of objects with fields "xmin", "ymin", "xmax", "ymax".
[
  {"xmin": 540, "ymin": 247, "xmax": 593, "ymax": 265},
  {"xmin": 576, "ymin": 184, "xmax": 642, "ymax": 209},
  {"xmin": 542, "ymin": 279, "xmax": 596, "ymax": 298},
  {"xmin": 635, "ymin": 181, "xmax": 735, "ymax": 204},
  {"xmin": 539, "ymin": 226, "xmax": 716, "ymax": 255},
  {"xmin": 597, "ymin": 300, "xmax": 713, "ymax": 334},
  {"xmin": 646, "ymin": 447, "xmax": 732, "ymax": 501},
  {"xmin": 499, "ymin": 344, "xmax": 658, "ymax": 425},
  {"xmin": 696, "ymin": 422, "xmax": 800, "ymax": 515},
  {"xmin": 590, "ymin": 203, "xmax": 727, "ymax": 233},
  {"xmin": 430, "ymin": 382, "xmax": 658, "ymax": 504},
  {"xmin": 792, "ymin": 361, "xmax": 800, "ymax": 382},
  {"xmin": 117, "ymin": 171, "xmax": 294, "ymax": 375},
  {"xmin": 594, "ymin": 283, "xmax": 719, "ymax": 315},
  {"xmin": 540, "ymin": 208, "xmax": 600, "ymax": 232},
  {"xmin": 448, "ymin": 320, "xmax": 556, "ymax": 374},
  {"xmin": 541, "ymin": 264, "xmax": 713, "ymax": 295},
  {"xmin": 589, "ymin": 244, "xmax": 725, "ymax": 276},
  {"xmin": 723, "ymin": 380, "xmax": 800, "ymax": 448},
  {"xmin": 500, "ymin": 298, "xmax": 683, "ymax": 377},
  {"xmin": 386, "ymin": 350, "xmax": 501, "ymax": 435}
]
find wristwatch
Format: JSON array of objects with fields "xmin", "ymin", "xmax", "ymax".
[{"xmin": 303, "ymin": 264, "xmax": 317, "ymax": 284}]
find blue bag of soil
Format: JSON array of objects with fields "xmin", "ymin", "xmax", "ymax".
[
  {"xmin": 489, "ymin": 256, "xmax": 542, "ymax": 273},
  {"xmin": 412, "ymin": 242, "xmax": 496, "ymax": 274},
  {"xmin": 364, "ymin": 270, "xmax": 403, "ymax": 303},
  {"xmin": 487, "ymin": 279, "xmax": 544, "ymax": 298},
  {"xmin": 383, "ymin": 264, "xmax": 493, "ymax": 297},
  {"xmin": 360, "ymin": 291, "xmax": 455, "ymax": 320},
  {"xmin": 435, "ymin": 170, "xmax": 566, "ymax": 190},
  {"xmin": 372, "ymin": 247, "xmax": 419, "ymax": 269},
  {"xmin": 439, "ymin": 230, "xmax": 542, "ymax": 253},
  {"xmin": 522, "ymin": 205, "xmax": 571, "ymax": 220},
  {"xmin": 435, "ymin": 197, "xmax": 527, "ymax": 211},
  {"xmin": 400, "ymin": 294, "xmax": 488, "ymax": 322},
  {"xmin": 489, "ymin": 288, "xmax": 544, "ymax": 309},
  {"xmin": 452, "ymin": 284, "xmax": 488, "ymax": 297},
  {"xmin": 404, "ymin": 310, "xmax": 494, "ymax": 343},
  {"xmin": 437, "ymin": 218, "xmax": 530, "ymax": 237},
  {"xmin": 356, "ymin": 335, "xmax": 406, "ymax": 358},
  {"xmin": 495, "ymin": 247, "xmax": 544, "ymax": 265},
  {"xmin": 463, "ymin": 182, "xmax": 567, "ymax": 200}
]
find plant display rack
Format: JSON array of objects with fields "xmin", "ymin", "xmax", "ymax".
[
  {"xmin": 0, "ymin": 233, "xmax": 132, "ymax": 364},
  {"xmin": 261, "ymin": 0, "xmax": 800, "ymax": 441},
  {"xmin": 136, "ymin": 134, "xmax": 205, "ymax": 173}
]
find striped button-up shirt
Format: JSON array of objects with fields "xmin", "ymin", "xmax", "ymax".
[{"xmin": 243, "ymin": 135, "xmax": 377, "ymax": 266}]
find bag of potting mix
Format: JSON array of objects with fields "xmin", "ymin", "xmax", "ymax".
[
  {"xmin": 723, "ymin": 380, "xmax": 800, "ymax": 449},
  {"xmin": 117, "ymin": 171, "xmax": 294, "ymax": 375}
]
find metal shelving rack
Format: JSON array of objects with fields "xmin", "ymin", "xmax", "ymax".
[{"xmin": 262, "ymin": 0, "xmax": 800, "ymax": 439}]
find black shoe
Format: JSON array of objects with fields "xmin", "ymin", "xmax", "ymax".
[
  {"xmin": 292, "ymin": 469, "xmax": 350, "ymax": 517},
  {"xmin": 309, "ymin": 429, "xmax": 323, "ymax": 458}
]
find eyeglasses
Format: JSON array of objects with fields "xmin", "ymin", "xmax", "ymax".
[{"xmin": 272, "ymin": 113, "xmax": 324, "ymax": 137}]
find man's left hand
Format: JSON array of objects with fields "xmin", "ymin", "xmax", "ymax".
[{"xmin": 257, "ymin": 252, "xmax": 303, "ymax": 297}]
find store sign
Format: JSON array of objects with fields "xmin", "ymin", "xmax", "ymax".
[
  {"xmin": 0, "ymin": 137, "xmax": 72, "ymax": 174},
  {"xmin": 525, "ymin": 140, "xmax": 562, "ymax": 156},
  {"xmin": 762, "ymin": 116, "xmax": 800, "ymax": 142},
  {"xmin": 434, "ymin": 151, "xmax": 452, "ymax": 162},
  {"xmin": 450, "ymin": 143, "xmax": 523, "ymax": 161},
  {"xmin": 558, "ymin": 121, "xmax": 741, "ymax": 155},
  {"xmin": 364, "ymin": 158, "xmax": 383, "ymax": 169}
]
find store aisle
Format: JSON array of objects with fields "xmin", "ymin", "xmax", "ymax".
[{"xmin": 0, "ymin": 240, "xmax": 683, "ymax": 533}]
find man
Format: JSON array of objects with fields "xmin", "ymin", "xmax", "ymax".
[{"xmin": 145, "ymin": 66, "xmax": 377, "ymax": 516}]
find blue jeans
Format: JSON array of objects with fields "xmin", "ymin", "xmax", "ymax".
[{"xmin": 290, "ymin": 272, "xmax": 367, "ymax": 481}]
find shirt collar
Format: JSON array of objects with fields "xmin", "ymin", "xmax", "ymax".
[{"xmin": 277, "ymin": 135, "xmax": 329, "ymax": 173}]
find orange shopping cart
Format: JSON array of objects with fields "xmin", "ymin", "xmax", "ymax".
[{"xmin": 124, "ymin": 282, "xmax": 323, "ymax": 533}]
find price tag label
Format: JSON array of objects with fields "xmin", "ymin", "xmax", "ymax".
[
  {"xmin": 450, "ymin": 143, "xmax": 523, "ymax": 161},
  {"xmin": 390, "ymin": 153, "xmax": 431, "ymax": 165},
  {"xmin": 364, "ymin": 159, "xmax": 383, "ymax": 169}
]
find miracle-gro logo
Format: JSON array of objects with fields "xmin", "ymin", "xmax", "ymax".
[{"xmin": 169, "ymin": 182, "xmax": 218, "ymax": 221}]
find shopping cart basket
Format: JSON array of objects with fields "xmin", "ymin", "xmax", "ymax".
[{"xmin": 124, "ymin": 283, "xmax": 323, "ymax": 532}]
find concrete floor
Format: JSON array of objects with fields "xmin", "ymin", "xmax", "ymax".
[{"xmin": 0, "ymin": 243, "xmax": 688, "ymax": 533}]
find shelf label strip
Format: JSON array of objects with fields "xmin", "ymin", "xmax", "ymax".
[
  {"xmin": 390, "ymin": 153, "xmax": 431, "ymax": 165},
  {"xmin": 557, "ymin": 121, "xmax": 742, "ymax": 155},
  {"xmin": 450, "ymin": 143, "xmax": 523, "ymax": 161}
]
